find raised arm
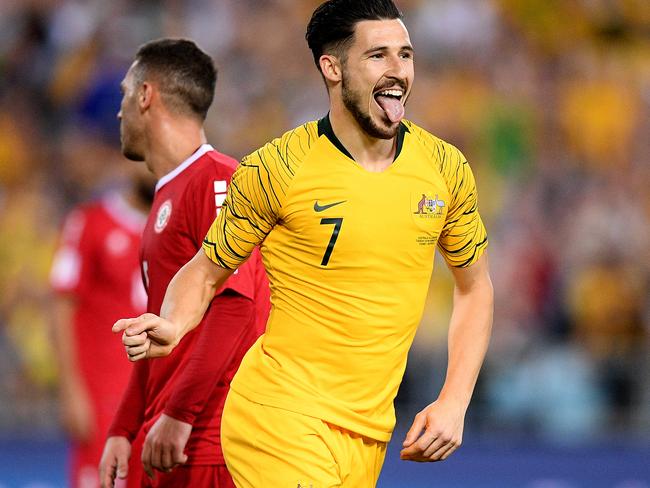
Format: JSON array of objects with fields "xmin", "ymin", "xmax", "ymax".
[
  {"xmin": 113, "ymin": 249, "xmax": 234, "ymax": 361},
  {"xmin": 115, "ymin": 141, "xmax": 284, "ymax": 360},
  {"xmin": 401, "ymin": 252, "xmax": 493, "ymax": 462}
]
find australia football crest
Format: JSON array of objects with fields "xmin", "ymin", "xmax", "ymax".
[
  {"xmin": 412, "ymin": 193, "xmax": 445, "ymax": 219},
  {"xmin": 155, "ymin": 199, "xmax": 172, "ymax": 233}
]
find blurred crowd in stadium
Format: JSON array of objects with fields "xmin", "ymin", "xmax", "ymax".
[{"xmin": 0, "ymin": 0, "xmax": 648, "ymax": 445}]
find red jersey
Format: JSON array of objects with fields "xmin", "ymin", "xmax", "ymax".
[
  {"xmin": 50, "ymin": 193, "xmax": 147, "ymax": 486},
  {"xmin": 50, "ymin": 193, "xmax": 146, "ymax": 419},
  {"xmin": 110, "ymin": 145, "xmax": 268, "ymax": 466}
]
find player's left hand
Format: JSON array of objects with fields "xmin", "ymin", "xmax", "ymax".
[
  {"xmin": 400, "ymin": 398, "xmax": 466, "ymax": 462},
  {"xmin": 142, "ymin": 413, "xmax": 191, "ymax": 477}
]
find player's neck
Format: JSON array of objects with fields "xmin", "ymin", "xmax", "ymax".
[
  {"xmin": 146, "ymin": 117, "xmax": 207, "ymax": 179},
  {"xmin": 329, "ymin": 104, "xmax": 397, "ymax": 172},
  {"xmin": 124, "ymin": 188, "xmax": 151, "ymax": 214}
]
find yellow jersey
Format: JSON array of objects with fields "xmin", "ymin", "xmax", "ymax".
[{"xmin": 203, "ymin": 116, "xmax": 487, "ymax": 441}]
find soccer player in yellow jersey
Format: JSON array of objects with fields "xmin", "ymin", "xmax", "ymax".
[{"xmin": 115, "ymin": 0, "xmax": 493, "ymax": 486}]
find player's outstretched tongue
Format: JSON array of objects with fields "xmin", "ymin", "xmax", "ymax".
[{"xmin": 376, "ymin": 95, "xmax": 405, "ymax": 123}]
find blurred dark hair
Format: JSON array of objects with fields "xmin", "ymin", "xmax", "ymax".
[
  {"xmin": 306, "ymin": 0, "xmax": 402, "ymax": 72},
  {"xmin": 133, "ymin": 38, "xmax": 216, "ymax": 121}
]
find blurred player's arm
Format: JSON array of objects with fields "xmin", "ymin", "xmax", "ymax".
[
  {"xmin": 52, "ymin": 295, "xmax": 94, "ymax": 442},
  {"xmin": 401, "ymin": 252, "xmax": 493, "ymax": 462},
  {"xmin": 142, "ymin": 292, "xmax": 254, "ymax": 475},
  {"xmin": 99, "ymin": 361, "xmax": 148, "ymax": 487},
  {"xmin": 50, "ymin": 210, "xmax": 96, "ymax": 443}
]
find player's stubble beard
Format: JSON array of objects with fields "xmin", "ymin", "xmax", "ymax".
[
  {"xmin": 122, "ymin": 146, "xmax": 144, "ymax": 162},
  {"xmin": 120, "ymin": 122, "xmax": 146, "ymax": 163},
  {"xmin": 341, "ymin": 63, "xmax": 404, "ymax": 140}
]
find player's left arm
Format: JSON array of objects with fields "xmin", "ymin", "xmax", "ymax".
[
  {"xmin": 402, "ymin": 145, "xmax": 492, "ymax": 462},
  {"xmin": 401, "ymin": 253, "xmax": 493, "ymax": 462}
]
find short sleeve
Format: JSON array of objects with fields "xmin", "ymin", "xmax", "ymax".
[
  {"xmin": 437, "ymin": 147, "xmax": 488, "ymax": 268},
  {"xmin": 203, "ymin": 145, "xmax": 284, "ymax": 269},
  {"xmin": 50, "ymin": 209, "xmax": 92, "ymax": 293},
  {"xmin": 185, "ymin": 167, "xmax": 232, "ymax": 249}
]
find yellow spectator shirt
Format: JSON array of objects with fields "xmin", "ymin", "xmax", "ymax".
[{"xmin": 203, "ymin": 116, "xmax": 487, "ymax": 441}]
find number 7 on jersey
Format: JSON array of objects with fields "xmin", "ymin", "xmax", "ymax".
[{"xmin": 320, "ymin": 217, "xmax": 343, "ymax": 266}]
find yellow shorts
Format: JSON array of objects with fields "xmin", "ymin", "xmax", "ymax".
[{"xmin": 221, "ymin": 390, "xmax": 387, "ymax": 488}]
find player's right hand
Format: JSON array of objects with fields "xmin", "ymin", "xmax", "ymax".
[
  {"xmin": 60, "ymin": 381, "xmax": 94, "ymax": 442},
  {"xmin": 99, "ymin": 436, "xmax": 131, "ymax": 488},
  {"xmin": 142, "ymin": 413, "xmax": 190, "ymax": 477},
  {"xmin": 113, "ymin": 313, "xmax": 179, "ymax": 361}
]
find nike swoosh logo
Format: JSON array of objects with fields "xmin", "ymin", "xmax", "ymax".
[{"xmin": 314, "ymin": 200, "xmax": 347, "ymax": 212}]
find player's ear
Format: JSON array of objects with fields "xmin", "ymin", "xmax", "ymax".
[
  {"xmin": 319, "ymin": 54, "xmax": 342, "ymax": 84},
  {"xmin": 138, "ymin": 82, "xmax": 154, "ymax": 112}
]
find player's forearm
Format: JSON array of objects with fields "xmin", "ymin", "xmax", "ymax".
[
  {"xmin": 439, "ymin": 259, "xmax": 493, "ymax": 409},
  {"xmin": 108, "ymin": 362, "xmax": 147, "ymax": 441},
  {"xmin": 160, "ymin": 249, "xmax": 234, "ymax": 343},
  {"xmin": 165, "ymin": 293, "xmax": 254, "ymax": 424},
  {"xmin": 51, "ymin": 297, "xmax": 83, "ymax": 390}
]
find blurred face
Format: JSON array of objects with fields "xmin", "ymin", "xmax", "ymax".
[
  {"xmin": 118, "ymin": 61, "xmax": 146, "ymax": 161},
  {"xmin": 339, "ymin": 19, "xmax": 414, "ymax": 139}
]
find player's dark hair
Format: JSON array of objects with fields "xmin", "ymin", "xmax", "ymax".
[
  {"xmin": 133, "ymin": 38, "xmax": 216, "ymax": 121},
  {"xmin": 306, "ymin": 0, "xmax": 402, "ymax": 72}
]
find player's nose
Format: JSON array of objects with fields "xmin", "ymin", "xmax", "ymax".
[{"xmin": 384, "ymin": 54, "xmax": 409, "ymax": 82}]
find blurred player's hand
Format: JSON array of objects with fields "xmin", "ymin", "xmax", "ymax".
[
  {"xmin": 99, "ymin": 436, "xmax": 131, "ymax": 488},
  {"xmin": 113, "ymin": 313, "xmax": 179, "ymax": 361},
  {"xmin": 60, "ymin": 381, "xmax": 94, "ymax": 442},
  {"xmin": 142, "ymin": 413, "xmax": 190, "ymax": 477},
  {"xmin": 399, "ymin": 398, "xmax": 465, "ymax": 462}
]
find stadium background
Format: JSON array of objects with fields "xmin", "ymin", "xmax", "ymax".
[{"xmin": 0, "ymin": 0, "xmax": 649, "ymax": 486}]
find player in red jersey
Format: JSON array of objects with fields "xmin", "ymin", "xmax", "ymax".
[
  {"xmin": 51, "ymin": 167, "xmax": 153, "ymax": 488},
  {"xmin": 98, "ymin": 39, "xmax": 269, "ymax": 488}
]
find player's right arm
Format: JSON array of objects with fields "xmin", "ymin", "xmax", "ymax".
[
  {"xmin": 52, "ymin": 295, "xmax": 94, "ymax": 442},
  {"xmin": 99, "ymin": 436, "xmax": 131, "ymax": 488},
  {"xmin": 116, "ymin": 142, "xmax": 285, "ymax": 360},
  {"xmin": 99, "ymin": 359, "xmax": 148, "ymax": 486},
  {"xmin": 114, "ymin": 250, "xmax": 233, "ymax": 360},
  {"xmin": 50, "ymin": 209, "xmax": 94, "ymax": 442}
]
